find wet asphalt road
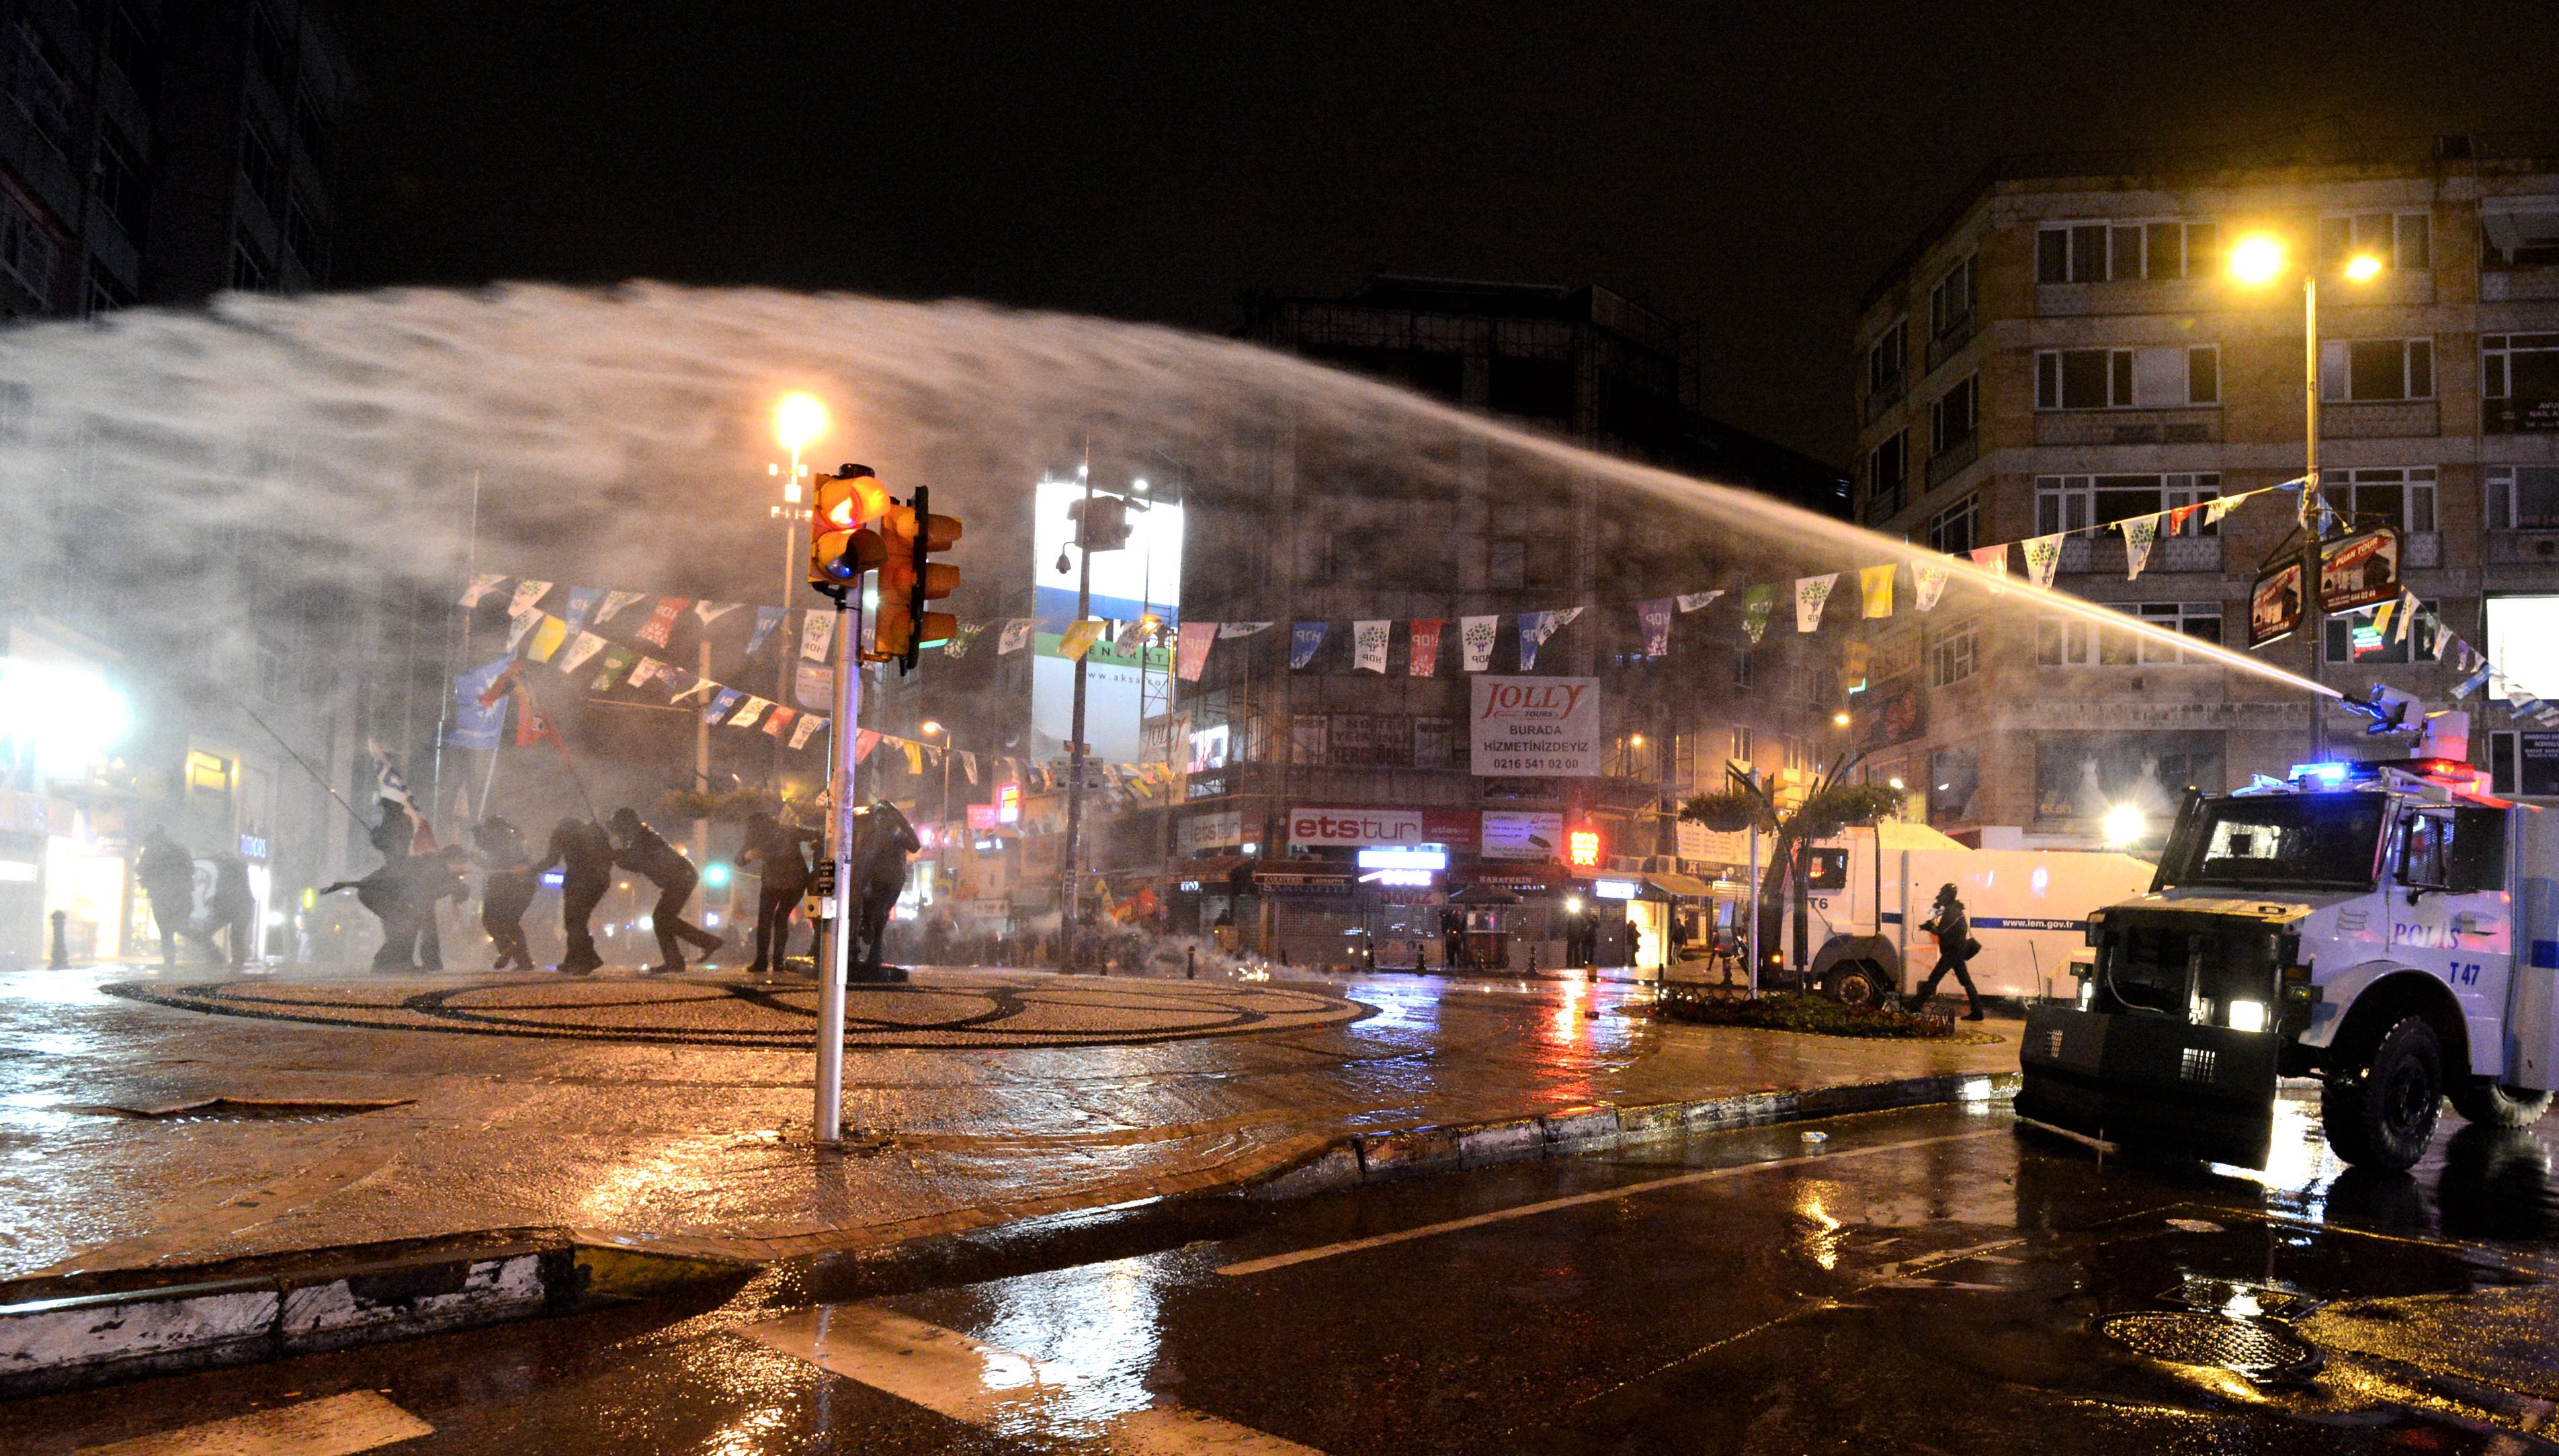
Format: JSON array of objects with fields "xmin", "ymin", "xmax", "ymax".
[{"xmin": 14, "ymin": 1090, "xmax": 2559, "ymax": 1454}]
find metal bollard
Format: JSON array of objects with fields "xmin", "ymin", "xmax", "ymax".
[
  {"xmin": 49, "ymin": 910, "xmax": 69, "ymax": 970},
  {"xmin": 1185, "ymin": 945, "xmax": 1196, "ymax": 980}
]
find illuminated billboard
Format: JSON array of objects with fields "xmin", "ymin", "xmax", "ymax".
[
  {"xmin": 2488, "ymin": 595, "xmax": 2559, "ymax": 701},
  {"xmin": 1030, "ymin": 478, "xmax": 1183, "ymax": 765}
]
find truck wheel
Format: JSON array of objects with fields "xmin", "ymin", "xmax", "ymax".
[
  {"xmin": 1827, "ymin": 961, "xmax": 1890, "ymax": 1011},
  {"xmin": 2449, "ymin": 1080, "xmax": 2554, "ymax": 1129},
  {"xmin": 2322, "ymin": 1015, "xmax": 2444, "ymax": 1172}
]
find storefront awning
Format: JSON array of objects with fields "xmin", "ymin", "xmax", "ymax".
[
  {"xmin": 1645, "ymin": 872, "xmax": 1722, "ymax": 899},
  {"xmin": 1253, "ymin": 867, "xmax": 1355, "ymax": 891}
]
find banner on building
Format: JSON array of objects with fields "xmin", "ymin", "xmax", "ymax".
[
  {"xmin": 2320, "ymin": 526, "xmax": 2402, "ymax": 615},
  {"xmin": 1481, "ymin": 810, "xmax": 1566, "ymax": 861},
  {"xmin": 1637, "ymin": 598, "xmax": 1673, "ymax": 657},
  {"xmin": 1290, "ymin": 622, "xmax": 1327, "ymax": 669},
  {"xmin": 1353, "ymin": 619, "xmax": 1390, "ymax": 673},
  {"xmin": 1175, "ymin": 620, "xmax": 1218, "ymax": 681},
  {"xmin": 1409, "ymin": 619, "xmax": 1443, "ymax": 677},
  {"xmin": 1794, "ymin": 574, "xmax": 1837, "ymax": 633},
  {"xmin": 1469, "ymin": 675, "xmax": 1600, "ymax": 777},
  {"xmin": 1459, "ymin": 615, "xmax": 1499, "ymax": 671},
  {"xmin": 2250, "ymin": 560, "xmax": 2304, "ymax": 648}
]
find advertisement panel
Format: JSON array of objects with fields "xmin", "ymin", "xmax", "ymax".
[
  {"xmin": 1288, "ymin": 807, "xmax": 1475, "ymax": 848},
  {"xmin": 2488, "ymin": 595, "xmax": 2559, "ymax": 701},
  {"xmin": 2320, "ymin": 526, "xmax": 2402, "ymax": 615},
  {"xmin": 1468, "ymin": 676, "xmax": 1601, "ymax": 777},
  {"xmin": 2250, "ymin": 560, "xmax": 2303, "ymax": 648},
  {"xmin": 1029, "ymin": 479, "xmax": 1183, "ymax": 764},
  {"xmin": 1181, "ymin": 809, "xmax": 1245, "ymax": 855},
  {"xmin": 1481, "ymin": 810, "xmax": 1564, "ymax": 861}
]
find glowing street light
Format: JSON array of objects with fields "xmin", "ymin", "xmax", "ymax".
[
  {"xmin": 2100, "ymin": 803, "xmax": 2146, "ymax": 848},
  {"xmin": 774, "ymin": 391, "xmax": 829, "ymax": 454},
  {"xmin": 2226, "ymin": 230, "xmax": 2386, "ymax": 759}
]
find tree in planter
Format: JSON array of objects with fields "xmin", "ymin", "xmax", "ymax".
[{"xmin": 1679, "ymin": 760, "xmax": 1906, "ymax": 990}]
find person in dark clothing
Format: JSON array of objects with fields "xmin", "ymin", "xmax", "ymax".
[
  {"xmin": 540, "ymin": 818, "xmax": 612, "ymax": 974},
  {"xmin": 209, "ymin": 854, "xmax": 257, "ymax": 970},
  {"xmin": 1906, "ymin": 882, "xmax": 1986, "ymax": 1020},
  {"xmin": 473, "ymin": 816, "xmax": 538, "ymax": 970},
  {"xmin": 608, "ymin": 808, "xmax": 722, "ymax": 973},
  {"xmin": 136, "ymin": 828, "xmax": 202, "ymax": 971},
  {"xmin": 319, "ymin": 800, "xmax": 442, "ymax": 974},
  {"xmin": 409, "ymin": 847, "xmax": 470, "ymax": 971},
  {"xmin": 740, "ymin": 811, "xmax": 821, "ymax": 976}
]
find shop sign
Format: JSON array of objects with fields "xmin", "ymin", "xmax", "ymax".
[
  {"xmin": 1288, "ymin": 806, "xmax": 1472, "ymax": 847},
  {"xmin": 1187, "ymin": 724, "xmax": 1230, "ymax": 773},
  {"xmin": 1181, "ymin": 809, "xmax": 1245, "ymax": 855},
  {"xmin": 996, "ymin": 783, "xmax": 1021, "ymax": 824},
  {"xmin": 1593, "ymin": 878, "xmax": 1638, "ymax": 900},
  {"xmin": 2249, "ymin": 560, "xmax": 2303, "ymax": 648},
  {"xmin": 1469, "ymin": 676, "xmax": 1601, "ymax": 777},
  {"xmin": 238, "ymin": 834, "xmax": 269, "ymax": 860},
  {"xmin": 1481, "ymin": 810, "xmax": 1564, "ymax": 861},
  {"xmin": 967, "ymin": 804, "xmax": 999, "ymax": 830}
]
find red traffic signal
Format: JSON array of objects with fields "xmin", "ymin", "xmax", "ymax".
[{"xmin": 808, "ymin": 464, "xmax": 890, "ymax": 596}]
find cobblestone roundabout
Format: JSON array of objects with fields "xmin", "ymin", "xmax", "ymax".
[{"xmin": 98, "ymin": 971, "xmax": 1371, "ymax": 1049}]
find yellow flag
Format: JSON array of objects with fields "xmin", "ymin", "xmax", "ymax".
[
  {"xmin": 900, "ymin": 739, "xmax": 924, "ymax": 775},
  {"xmin": 1058, "ymin": 618, "xmax": 1105, "ymax": 660},
  {"xmin": 527, "ymin": 615, "xmax": 570, "ymax": 662},
  {"xmin": 1859, "ymin": 564, "xmax": 1896, "ymax": 619}
]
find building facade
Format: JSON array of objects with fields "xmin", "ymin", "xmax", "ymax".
[
  {"xmin": 2, "ymin": 0, "xmax": 351, "ymax": 319},
  {"xmin": 1855, "ymin": 138, "xmax": 2559, "ymax": 847}
]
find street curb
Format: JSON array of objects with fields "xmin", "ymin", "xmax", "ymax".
[
  {"xmin": 1249, "ymin": 1070, "xmax": 2017, "ymax": 1199},
  {"xmin": 0, "ymin": 1230, "xmax": 753, "ymax": 1398}
]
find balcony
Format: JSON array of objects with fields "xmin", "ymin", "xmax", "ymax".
[
  {"xmin": 1863, "ymin": 374, "xmax": 1907, "ymax": 425},
  {"xmin": 1924, "ymin": 434, "xmax": 1980, "ymax": 489},
  {"xmin": 2488, "ymin": 531, "xmax": 2559, "ymax": 566},
  {"xmin": 2058, "ymin": 534, "xmax": 2222, "ymax": 575},
  {"xmin": 2480, "ymin": 267, "xmax": 2559, "ymax": 302},
  {"xmin": 2033, "ymin": 408, "xmax": 2221, "ymax": 447},
  {"xmin": 1925, "ymin": 314, "xmax": 1977, "ymax": 373},
  {"xmin": 2320, "ymin": 400, "xmax": 2439, "ymax": 439}
]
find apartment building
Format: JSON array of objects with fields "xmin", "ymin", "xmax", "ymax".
[
  {"xmin": 1855, "ymin": 136, "xmax": 2559, "ymax": 845},
  {"xmin": 2, "ymin": 0, "xmax": 352, "ymax": 318}
]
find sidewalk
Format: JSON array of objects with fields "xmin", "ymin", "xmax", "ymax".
[{"xmin": 0, "ymin": 963, "xmax": 2018, "ymax": 1279}]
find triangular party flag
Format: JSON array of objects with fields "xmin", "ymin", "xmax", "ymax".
[
  {"xmin": 1741, "ymin": 585, "xmax": 1775, "ymax": 643},
  {"xmin": 2021, "ymin": 532, "xmax": 2066, "ymax": 590},
  {"xmin": 762, "ymin": 705, "xmax": 798, "ymax": 739},
  {"xmin": 1409, "ymin": 619, "xmax": 1444, "ymax": 677},
  {"xmin": 591, "ymin": 646, "xmax": 636, "ymax": 690},
  {"xmin": 1858, "ymin": 564, "xmax": 1895, "ymax": 618},
  {"xmin": 2432, "ymin": 615, "xmax": 2456, "ymax": 662},
  {"xmin": 2456, "ymin": 660, "xmax": 2491, "ymax": 699},
  {"xmin": 507, "ymin": 580, "xmax": 554, "ymax": 618},
  {"xmin": 1637, "ymin": 599, "xmax": 1673, "ymax": 656},
  {"xmin": 594, "ymin": 589, "xmax": 648, "ymax": 625},
  {"xmin": 2392, "ymin": 590, "xmax": 2418, "ymax": 644},
  {"xmin": 669, "ymin": 671, "xmax": 716, "ymax": 705},
  {"xmin": 2204, "ymin": 495, "xmax": 2240, "ymax": 527},
  {"xmin": 794, "ymin": 661, "xmax": 833, "ymax": 710},
  {"xmin": 562, "ymin": 587, "xmax": 603, "ymax": 638},
  {"xmin": 2121, "ymin": 513, "xmax": 2161, "ymax": 581},
  {"xmin": 790, "ymin": 715, "xmax": 825, "ymax": 751},
  {"xmin": 1060, "ymin": 619, "xmax": 1105, "ymax": 660},
  {"xmin": 459, "ymin": 572, "xmax": 507, "ymax": 609},
  {"xmin": 961, "ymin": 751, "xmax": 979, "ymax": 785},
  {"xmin": 693, "ymin": 601, "xmax": 741, "ymax": 626},
  {"xmin": 1218, "ymin": 621, "xmax": 1275, "ymax": 639},
  {"xmin": 1913, "ymin": 560, "xmax": 1952, "ymax": 613},
  {"xmin": 2371, "ymin": 599, "xmax": 2400, "ymax": 646},
  {"xmin": 526, "ymin": 615, "xmax": 571, "ymax": 662},
  {"xmin": 1518, "ymin": 611, "xmax": 1560, "ymax": 670},
  {"xmin": 854, "ymin": 730, "xmax": 881, "ymax": 763},
  {"xmin": 627, "ymin": 656, "xmax": 665, "ymax": 687},
  {"xmin": 1967, "ymin": 544, "xmax": 2009, "ymax": 593},
  {"xmin": 506, "ymin": 609, "xmax": 543, "ymax": 653},
  {"xmin": 1675, "ymin": 590, "xmax": 1723, "ymax": 613},
  {"xmin": 943, "ymin": 622, "xmax": 989, "ymax": 658},
  {"xmin": 728, "ymin": 695, "xmax": 771, "ymax": 728},
  {"xmin": 638, "ymin": 597, "xmax": 688, "ymax": 647},
  {"xmin": 1289, "ymin": 622, "xmax": 1327, "ymax": 669},
  {"xmin": 997, "ymin": 618, "xmax": 1034, "ymax": 654},
  {"xmin": 1794, "ymin": 574, "xmax": 1839, "ymax": 633},
  {"xmin": 703, "ymin": 687, "xmax": 743, "ymax": 724},
  {"xmin": 800, "ymin": 609, "xmax": 836, "ymax": 662},
  {"xmin": 1352, "ymin": 619, "xmax": 1391, "ymax": 673},
  {"xmin": 2165, "ymin": 503, "xmax": 2201, "ymax": 538},
  {"xmin": 557, "ymin": 630, "xmax": 608, "ymax": 675},
  {"xmin": 745, "ymin": 607, "xmax": 787, "ymax": 656},
  {"xmin": 2509, "ymin": 687, "xmax": 2546, "ymax": 718},
  {"xmin": 900, "ymin": 738, "xmax": 924, "ymax": 775},
  {"xmin": 1175, "ymin": 621, "xmax": 1217, "ymax": 682},
  {"xmin": 1459, "ymin": 615, "xmax": 1499, "ymax": 671}
]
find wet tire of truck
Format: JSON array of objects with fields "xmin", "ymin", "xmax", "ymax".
[
  {"xmin": 2322, "ymin": 1015, "xmax": 2443, "ymax": 1172},
  {"xmin": 1825, "ymin": 961, "xmax": 1892, "ymax": 1011},
  {"xmin": 2449, "ymin": 1080, "xmax": 2555, "ymax": 1129}
]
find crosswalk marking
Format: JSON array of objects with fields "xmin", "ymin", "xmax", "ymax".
[
  {"xmin": 747, "ymin": 1303, "xmax": 1324, "ymax": 1454},
  {"xmin": 79, "ymin": 1391, "xmax": 433, "ymax": 1456},
  {"xmin": 1217, "ymin": 1129, "xmax": 2006, "ymax": 1277}
]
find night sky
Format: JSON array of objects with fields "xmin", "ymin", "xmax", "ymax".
[{"xmin": 334, "ymin": 3, "xmax": 2559, "ymax": 466}]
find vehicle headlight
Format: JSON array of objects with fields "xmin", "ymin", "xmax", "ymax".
[
  {"xmin": 2227, "ymin": 1000, "xmax": 2267, "ymax": 1034},
  {"xmin": 2077, "ymin": 980, "xmax": 2095, "ymax": 1009}
]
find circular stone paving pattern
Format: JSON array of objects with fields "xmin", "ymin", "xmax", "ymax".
[{"xmin": 100, "ymin": 971, "xmax": 1371, "ymax": 1050}]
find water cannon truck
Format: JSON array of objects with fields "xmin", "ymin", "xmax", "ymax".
[{"xmin": 2018, "ymin": 746, "xmax": 2558, "ymax": 1171}]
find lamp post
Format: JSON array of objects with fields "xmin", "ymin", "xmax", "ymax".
[
  {"xmin": 2230, "ymin": 234, "xmax": 2384, "ymax": 759},
  {"xmin": 920, "ymin": 718, "xmax": 950, "ymax": 906},
  {"xmin": 771, "ymin": 392, "xmax": 827, "ymax": 791}
]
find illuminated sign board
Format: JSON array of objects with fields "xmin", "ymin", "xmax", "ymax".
[
  {"xmin": 1355, "ymin": 845, "xmax": 1447, "ymax": 871},
  {"xmin": 1593, "ymin": 878, "xmax": 1638, "ymax": 900},
  {"xmin": 1566, "ymin": 828, "xmax": 1603, "ymax": 869},
  {"xmin": 997, "ymin": 783, "xmax": 1021, "ymax": 824}
]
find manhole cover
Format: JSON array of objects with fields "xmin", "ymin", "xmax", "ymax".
[{"xmin": 2098, "ymin": 1311, "xmax": 2324, "ymax": 1383}]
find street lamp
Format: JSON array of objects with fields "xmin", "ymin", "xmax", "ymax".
[
  {"xmin": 920, "ymin": 719, "xmax": 950, "ymax": 912},
  {"xmin": 2228, "ymin": 232, "xmax": 2384, "ymax": 759}
]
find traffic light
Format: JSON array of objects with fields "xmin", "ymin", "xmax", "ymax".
[
  {"xmin": 910, "ymin": 484, "xmax": 963, "ymax": 665},
  {"xmin": 868, "ymin": 486, "xmax": 964, "ymax": 669},
  {"xmin": 1069, "ymin": 493, "xmax": 1130, "ymax": 551},
  {"xmin": 807, "ymin": 464, "xmax": 889, "ymax": 598}
]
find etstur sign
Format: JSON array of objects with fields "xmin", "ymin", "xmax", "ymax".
[{"xmin": 1289, "ymin": 808, "xmax": 1426, "ymax": 847}]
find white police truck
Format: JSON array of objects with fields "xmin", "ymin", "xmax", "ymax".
[{"xmin": 2019, "ymin": 753, "xmax": 2559, "ymax": 1172}]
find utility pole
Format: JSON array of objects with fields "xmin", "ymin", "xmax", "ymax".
[
  {"xmin": 1058, "ymin": 452, "xmax": 1097, "ymax": 974},
  {"xmin": 2301, "ymin": 269, "xmax": 2327, "ymax": 761},
  {"xmin": 694, "ymin": 637, "xmax": 712, "ymax": 867},
  {"xmin": 816, "ymin": 592, "xmax": 857, "ymax": 1144}
]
